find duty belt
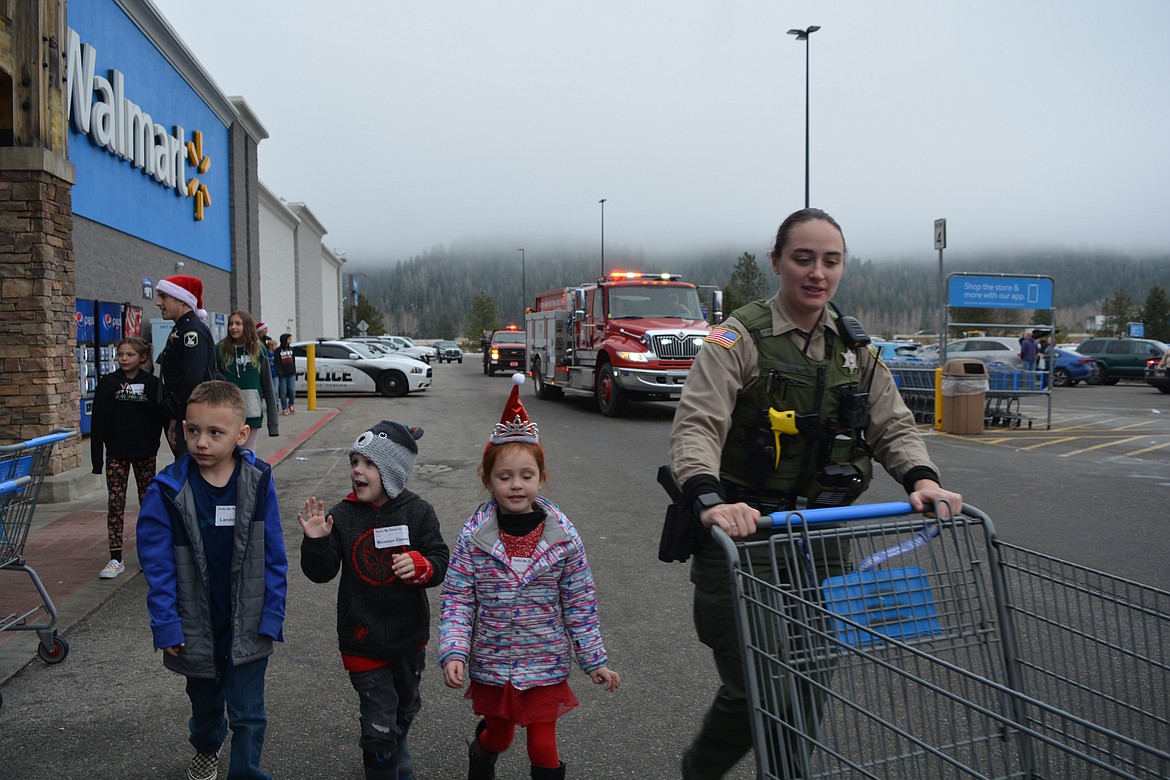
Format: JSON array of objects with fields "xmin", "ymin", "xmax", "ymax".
[{"xmin": 723, "ymin": 483, "xmax": 797, "ymax": 515}]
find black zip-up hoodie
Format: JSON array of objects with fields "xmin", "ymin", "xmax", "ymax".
[{"xmin": 300, "ymin": 489, "xmax": 449, "ymax": 660}]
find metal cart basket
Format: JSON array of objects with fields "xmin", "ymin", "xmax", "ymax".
[
  {"xmin": 0, "ymin": 429, "xmax": 78, "ymax": 670},
  {"xmin": 714, "ymin": 501, "xmax": 1169, "ymax": 779}
]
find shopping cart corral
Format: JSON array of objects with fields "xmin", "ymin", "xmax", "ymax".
[
  {"xmin": 890, "ymin": 364, "xmax": 1051, "ymax": 429},
  {"xmin": 716, "ymin": 501, "xmax": 1169, "ymax": 779},
  {"xmin": 0, "ymin": 429, "xmax": 78, "ymax": 702}
]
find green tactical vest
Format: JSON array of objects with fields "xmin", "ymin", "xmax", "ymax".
[{"xmin": 718, "ymin": 300, "xmax": 873, "ymax": 507}]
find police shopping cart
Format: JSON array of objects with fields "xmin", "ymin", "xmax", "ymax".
[
  {"xmin": 0, "ymin": 430, "xmax": 78, "ymax": 676},
  {"xmin": 714, "ymin": 501, "xmax": 1169, "ymax": 779}
]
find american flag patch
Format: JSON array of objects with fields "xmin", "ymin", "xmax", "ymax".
[{"xmin": 704, "ymin": 327, "xmax": 741, "ymax": 349}]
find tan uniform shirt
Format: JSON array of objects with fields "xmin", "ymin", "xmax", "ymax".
[{"xmin": 670, "ymin": 294, "xmax": 937, "ymax": 491}]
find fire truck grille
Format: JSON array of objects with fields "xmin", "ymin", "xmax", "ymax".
[{"xmin": 653, "ymin": 333, "xmax": 702, "ymax": 360}]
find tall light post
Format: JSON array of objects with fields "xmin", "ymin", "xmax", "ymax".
[
  {"xmin": 517, "ymin": 248, "xmax": 526, "ymax": 320},
  {"xmin": 787, "ymin": 25, "xmax": 820, "ymax": 209},
  {"xmin": 598, "ymin": 198, "xmax": 607, "ymax": 278}
]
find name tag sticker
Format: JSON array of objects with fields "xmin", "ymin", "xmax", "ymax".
[
  {"xmin": 512, "ymin": 556, "xmax": 532, "ymax": 574},
  {"xmin": 215, "ymin": 505, "xmax": 236, "ymax": 527},
  {"xmin": 374, "ymin": 525, "xmax": 410, "ymax": 549}
]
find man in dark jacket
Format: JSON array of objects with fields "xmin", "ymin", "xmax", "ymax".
[{"xmin": 155, "ymin": 274, "xmax": 218, "ymax": 457}]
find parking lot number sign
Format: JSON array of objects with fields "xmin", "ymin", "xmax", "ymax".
[{"xmin": 934, "ymin": 219, "xmax": 946, "ymax": 250}]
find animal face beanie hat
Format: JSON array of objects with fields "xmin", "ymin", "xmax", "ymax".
[
  {"xmin": 488, "ymin": 373, "xmax": 540, "ymax": 449},
  {"xmin": 350, "ymin": 421, "xmax": 423, "ymax": 500},
  {"xmin": 156, "ymin": 275, "xmax": 208, "ymax": 321}
]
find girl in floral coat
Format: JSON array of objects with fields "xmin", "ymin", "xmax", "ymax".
[{"xmin": 440, "ymin": 374, "xmax": 620, "ymax": 780}]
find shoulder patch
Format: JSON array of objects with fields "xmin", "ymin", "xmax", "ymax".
[
  {"xmin": 183, "ymin": 332, "xmax": 199, "ymax": 348},
  {"xmin": 704, "ymin": 327, "xmax": 742, "ymax": 349}
]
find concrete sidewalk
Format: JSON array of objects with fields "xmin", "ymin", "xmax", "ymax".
[{"xmin": 0, "ymin": 399, "xmax": 353, "ymax": 685}]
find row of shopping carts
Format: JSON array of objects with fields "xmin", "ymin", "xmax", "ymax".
[
  {"xmin": 889, "ymin": 364, "xmax": 1047, "ymax": 429},
  {"xmin": 1, "ymin": 429, "xmax": 77, "ymax": 707},
  {"xmin": 717, "ymin": 502, "xmax": 1169, "ymax": 779}
]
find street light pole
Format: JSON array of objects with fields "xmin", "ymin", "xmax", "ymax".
[
  {"xmin": 598, "ymin": 198, "xmax": 607, "ymax": 278},
  {"xmin": 517, "ymin": 248, "xmax": 526, "ymax": 320},
  {"xmin": 787, "ymin": 25, "xmax": 820, "ymax": 209}
]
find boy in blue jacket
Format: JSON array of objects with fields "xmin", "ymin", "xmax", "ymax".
[{"xmin": 137, "ymin": 380, "xmax": 288, "ymax": 780}]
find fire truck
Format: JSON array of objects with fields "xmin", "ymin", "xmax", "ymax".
[{"xmin": 525, "ymin": 271, "xmax": 722, "ymax": 416}]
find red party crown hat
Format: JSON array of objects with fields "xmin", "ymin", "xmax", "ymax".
[{"xmin": 489, "ymin": 373, "xmax": 539, "ymax": 446}]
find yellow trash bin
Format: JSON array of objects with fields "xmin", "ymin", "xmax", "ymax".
[{"xmin": 941, "ymin": 359, "xmax": 988, "ymax": 435}]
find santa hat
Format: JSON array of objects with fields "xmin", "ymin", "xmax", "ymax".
[
  {"xmin": 350, "ymin": 421, "xmax": 423, "ymax": 500},
  {"xmin": 157, "ymin": 275, "xmax": 208, "ymax": 321},
  {"xmin": 488, "ymin": 373, "xmax": 540, "ymax": 448},
  {"xmin": 256, "ymin": 322, "xmax": 268, "ymax": 335}
]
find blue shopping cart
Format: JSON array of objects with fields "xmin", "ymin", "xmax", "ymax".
[{"xmin": 0, "ymin": 429, "xmax": 78, "ymax": 701}]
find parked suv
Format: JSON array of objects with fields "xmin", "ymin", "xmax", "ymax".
[{"xmin": 1075, "ymin": 338, "xmax": 1169, "ymax": 384}]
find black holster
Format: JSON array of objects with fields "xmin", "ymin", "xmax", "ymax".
[{"xmin": 656, "ymin": 465, "xmax": 706, "ymax": 563}]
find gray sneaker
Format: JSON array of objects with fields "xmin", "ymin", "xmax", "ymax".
[{"xmin": 187, "ymin": 751, "xmax": 218, "ymax": 780}]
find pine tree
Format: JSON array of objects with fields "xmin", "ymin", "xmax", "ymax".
[
  {"xmin": 348, "ymin": 293, "xmax": 386, "ymax": 336},
  {"xmin": 723, "ymin": 252, "xmax": 770, "ymax": 313},
  {"xmin": 1140, "ymin": 285, "xmax": 1170, "ymax": 342},
  {"xmin": 1100, "ymin": 289, "xmax": 1137, "ymax": 336},
  {"xmin": 464, "ymin": 293, "xmax": 499, "ymax": 345}
]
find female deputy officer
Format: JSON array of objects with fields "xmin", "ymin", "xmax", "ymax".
[{"xmin": 669, "ymin": 207, "xmax": 963, "ymax": 779}]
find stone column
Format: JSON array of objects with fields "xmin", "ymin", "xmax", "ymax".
[{"xmin": 0, "ymin": 0, "xmax": 81, "ymax": 473}]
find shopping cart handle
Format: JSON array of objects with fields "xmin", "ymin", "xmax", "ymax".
[
  {"xmin": 762, "ymin": 501, "xmax": 914, "ymax": 528},
  {"xmin": 0, "ymin": 475, "xmax": 33, "ymax": 495},
  {"xmin": 19, "ymin": 429, "xmax": 78, "ymax": 449}
]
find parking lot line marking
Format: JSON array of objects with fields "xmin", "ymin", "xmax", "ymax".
[
  {"xmin": 1059, "ymin": 435, "xmax": 1145, "ymax": 458},
  {"xmin": 1124, "ymin": 440, "xmax": 1170, "ymax": 457},
  {"xmin": 1018, "ymin": 436, "xmax": 1079, "ymax": 450}
]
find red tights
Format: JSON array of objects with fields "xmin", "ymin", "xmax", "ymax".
[{"xmin": 478, "ymin": 715, "xmax": 559, "ymax": 768}]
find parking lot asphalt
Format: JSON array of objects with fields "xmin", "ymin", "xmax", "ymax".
[
  {"xmin": 1, "ymin": 364, "xmax": 1165, "ymax": 778},
  {"xmin": 0, "ymin": 399, "xmax": 353, "ymax": 687}
]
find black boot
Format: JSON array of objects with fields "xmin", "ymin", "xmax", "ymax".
[
  {"xmin": 468, "ymin": 719, "xmax": 499, "ymax": 780},
  {"xmin": 530, "ymin": 762, "xmax": 566, "ymax": 779},
  {"xmin": 363, "ymin": 749, "xmax": 398, "ymax": 780}
]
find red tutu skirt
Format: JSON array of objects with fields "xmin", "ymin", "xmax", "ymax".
[{"xmin": 467, "ymin": 680, "xmax": 579, "ymax": 725}]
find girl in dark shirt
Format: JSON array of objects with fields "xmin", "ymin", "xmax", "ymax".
[{"xmin": 90, "ymin": 337, "xmax": 163, "ymax": 579}]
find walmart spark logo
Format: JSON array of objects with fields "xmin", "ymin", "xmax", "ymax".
[{"xmin": 185, "ymin": 130, "xmax": 212, "ymax": 221}]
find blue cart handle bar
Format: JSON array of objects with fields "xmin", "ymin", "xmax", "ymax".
[
  {"xmin": 0, "ymin": 475, "xmax": 33, "ymax": 495},
  {"xmin": 760, "ymin": 501, "xmax": 915, "ymax": 529},
  {"xmin": 0, "ymin": 429, "xmax": 78, "ymax": 453}
]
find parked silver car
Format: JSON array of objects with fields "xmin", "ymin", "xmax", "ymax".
[{"xmin": 942, "ymin": 337, "xmax": 1023, "ymax": 368}]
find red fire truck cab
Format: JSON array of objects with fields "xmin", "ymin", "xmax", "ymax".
[{"xmin": 525, "ymin": 271, "xmax": 722, "ymax": 416}]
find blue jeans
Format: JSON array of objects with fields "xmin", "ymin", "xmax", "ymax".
[
  {"xmin": 186, "ymin": 656, "xmax": 271, "ymax": 779},
  {"xmin": 349, "ymin": 648, "xmax": 425, "ymax": 779},
  {"xmin": 277, "ymin": 374, "xmax": 296, "ymax": 411}
]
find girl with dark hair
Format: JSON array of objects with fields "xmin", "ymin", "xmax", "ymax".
[{"xmin": 90, "ymin": 337, "xmax": 163, "ymax": 579}]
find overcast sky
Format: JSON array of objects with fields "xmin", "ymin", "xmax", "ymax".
[{"xmin": 150, "ymin": 0, "xmax": 1170, "ymax": 267}]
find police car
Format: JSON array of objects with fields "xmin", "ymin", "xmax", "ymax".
[{"xmin": 293, "ymin": 340, "xmax": 432, "ymax": 397}]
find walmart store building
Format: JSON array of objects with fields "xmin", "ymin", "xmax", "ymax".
[{"xmin": 66, "ymin": 0, "xmax": 343, "ymax": 343}]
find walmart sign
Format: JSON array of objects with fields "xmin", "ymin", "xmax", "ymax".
[{"xmin": 64, "ymin": 0, "xmax": 230, "ymax": 271}]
